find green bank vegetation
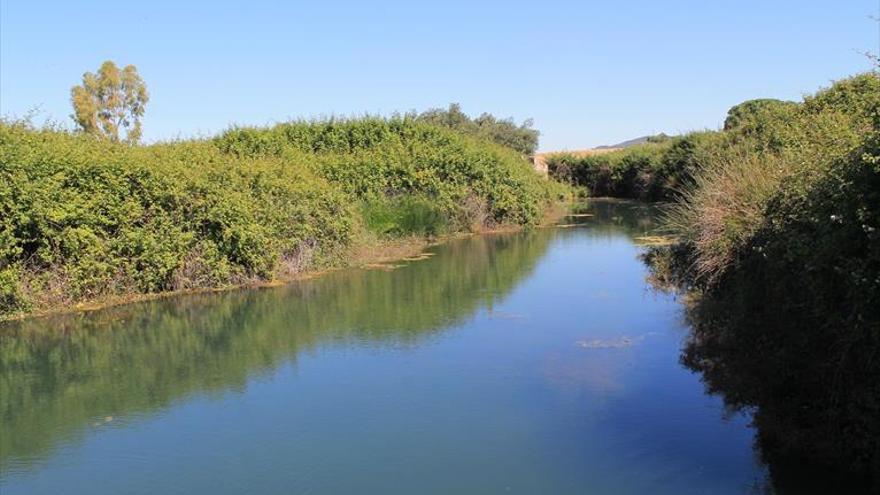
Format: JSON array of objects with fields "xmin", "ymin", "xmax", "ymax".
[
  {"xmin": 0, "ymin": 116, "xmax": 565, "ymax": 319},
  {"xmin": 546, "ymin": 132, "xmax": 718, "ymax": 201},
  {"xmin": 657, "ymin": 73, "xmax": 879, "ymax": 486},
  {"xmin": 643, "ymin": 72, "xmax": 878, "ymax": 312}
]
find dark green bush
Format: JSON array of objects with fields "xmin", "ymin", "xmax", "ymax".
[
  {"xmin": 546, "ymin": 132, "xmax": 717, "ymax": 201},
  {"xmin": 648, "ymin": 72, "xmax": 880, "ymax": 484},
  {"xmin": 722, "ymin": 98, "xmax": 799, "ymax": 134}
]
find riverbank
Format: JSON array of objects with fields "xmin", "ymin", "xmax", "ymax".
[
  {"xmin": 0, "ymin": 117, "xmax": 568, "ymax": 321},
  {"xmin": 553, "ymin": 72, "xmax": 880, "ymax": 488},
  {"xmin": 3, "ymin": 200, "xmax": 775, "ymax": 495},
  {"xmin": 0, "ymin": 204, "xmax": 569, "ymax": 323}
]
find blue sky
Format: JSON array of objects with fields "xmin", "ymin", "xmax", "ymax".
[{"xmin": 1, "ymin": 1, "xmax": 877, "ymax": 151}]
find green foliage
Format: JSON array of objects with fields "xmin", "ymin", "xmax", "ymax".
[
  {"xmin": 0, "ymin": 266, "xmax": 27, "ymax": 314},
  {"xmin": 70, "ymin": 61, "xmax": 149, "ymax": 144},
  {"xmin": 722, "ymin": 98, "xmax": 798, "ymax": 133},
  {"xmin": 362, "ymin": 196, "xmax": 447, "ymax": 236},
  {"xmin": 546, "ymin": 132, "xmax": 718, "ymax": 201},
  {"xmin": 215, "ymin": 117, "xmax": 560, "ymax": 227},
  {"xmin": 0, "ymin": 121, "xmax": 354, "ymax": 316},
  {"xmin": 413, "ymin": 103, "xmax": 540, "ymax": 155},
  {"xmin": 648, "ymin": 72, "xmax": 880, "ymax": 481},
  {"xmin": 0, "ymin": 230, "xmax": 553, "ymax": 469},
  {"xmin": 663, "ymin": 73, "xmax": 880, "ymax": 282},
  {"xmin": 1, "ymin": 115, "xmax": 560, "ymax": 318}
]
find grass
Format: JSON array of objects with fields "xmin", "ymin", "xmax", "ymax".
[{"xmin": 361, "ymin": 196, "xmax": 448, "ymax": 237}]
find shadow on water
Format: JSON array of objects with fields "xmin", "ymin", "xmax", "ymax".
[
  {"xmin": 7, "ymin": 198, "xmax": 841, "ymax": 494},
  {"xmin": 0, "ymin": 232, "xmax": 553, "ymax": 473},
  {"xmin": 665, "ymin": 251, "xmax": 880, "ymax": 492}
]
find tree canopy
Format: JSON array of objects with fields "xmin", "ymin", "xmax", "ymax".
[
  {"xmin": 70, "ymin": 60, "xmax": 149, "ymax": 143},
  {"xmin": 414, "ymin": 103, "xmax": 540, "ymax": 155}
]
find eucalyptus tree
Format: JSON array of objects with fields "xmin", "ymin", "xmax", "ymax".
[{"xmin": 70, "ymin": 60, "xmax": 149, "ymax": 143}]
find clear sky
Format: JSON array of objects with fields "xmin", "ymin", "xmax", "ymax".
[{"xmin": 1, "ymin": 1, "xmax": 877, "ymax": 151}]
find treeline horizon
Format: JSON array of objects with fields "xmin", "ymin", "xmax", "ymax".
[
  {"xmin": 15, "ymin": 102, "xmax": 541, "ymax": 153},
  {"xmin": 22, "ymin": 61, "xmax": 543, "ymax": 155}
]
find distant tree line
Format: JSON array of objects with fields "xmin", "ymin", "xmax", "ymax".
[
  {"xmin": 413, "ymin": 103, "xmax": 540, "ymax": 155},
  {"xmin": 67, "ymin": 63, "xmax": 541, "ymax": 157}
]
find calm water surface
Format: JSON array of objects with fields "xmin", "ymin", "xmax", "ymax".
[{"xmin": 0, "ymin": 201, "xmax": 766, "ymax": 494}]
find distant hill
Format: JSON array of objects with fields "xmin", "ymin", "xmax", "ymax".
[{"xmin": 596, "ymin": 133, "xmax": 672, "ymax": 149}]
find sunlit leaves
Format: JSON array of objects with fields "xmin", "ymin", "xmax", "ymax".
[{"xmin": 70, "ymin": 61, "xmax": 149, "ymax": 144}]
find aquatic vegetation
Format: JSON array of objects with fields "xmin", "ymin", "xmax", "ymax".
[
  {"xmin": 576, "ymin": 335, "xmax": 645, "ymax": 349},
  {"xmin": 631, "ymin": 235, "xmax": 673, "ymax": 247}
]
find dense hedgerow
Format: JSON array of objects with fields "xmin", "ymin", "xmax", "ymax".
[
  {"xmin": 546, "ymin": 132, "xmax": 719, "ymax": 201},
  {"xmin": 722, "ymin": 98, "xmax": 799, "ymax": 134},
  {"xmin": 0, "ymin": 117, "xmax": 561, "ymax": 318},
  {"xmin": 649, "ymin": 72, "xmax": 880, "ymax": 483},
  {"xmin": 215, "ymin": 117, "xmax": 563, "ymax": 226},
  {"xmin": 0, "ymin": 122, "xmax": 354, "ymax": 315}
]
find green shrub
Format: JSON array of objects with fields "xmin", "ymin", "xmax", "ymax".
[
  {"xmin": 0, "ymin": 121, "xmax": 355, "ymax": 314},
  {"xmin": 722, "ymin": 98, "xmax": 799, "ymax": 135},
  {"xmin": 0, "ymin": 266, "xmax": 27, "ymax": 314},
  {"xmin": 662, "ymin": 73, "xmax": 880, "ymax": 284},
  {"xmin": 215, "ymin": 117, "xmax": 558, "ymax": 226},
  {"xmin": 1, "ymin": 115, "xmax": 561, "ymax": 317},
  {"xmin": 546, "ymin": 133, "xmax": 718, "ymax": 201}
]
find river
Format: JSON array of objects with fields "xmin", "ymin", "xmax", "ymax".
[{"xmin": 0, "ymin": 200, "xmax": 768, "ymax": 494}]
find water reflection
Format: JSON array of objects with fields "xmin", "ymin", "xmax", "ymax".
[
  {"xmin": 679, "ymin": 288, "xmax": 879, "ymax": 494},
  {"xmin": 567, "ymin": 198, "xmax": 660, "ymax": 238},
  {"xmin": 0, "ymin": 233, "xmax": 552, "ymax": 473},
  {"xmin": 1, "ymin": 201, "xmax": 771, "ymax": 495}
]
